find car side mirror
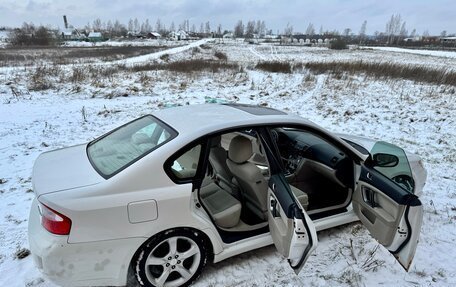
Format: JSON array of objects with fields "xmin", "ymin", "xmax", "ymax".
[{"xmin": 372, "ymin": 153, "xmax": 399, "ymax": 167}]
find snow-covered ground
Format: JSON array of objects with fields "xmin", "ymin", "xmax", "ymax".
[
  {"xmin": 361, "ymin": 46, "xmax": 456, "ymax": 59},
  {"xmin": 0, "ymin": 40, "xmax": 455, "ymax": 287}
]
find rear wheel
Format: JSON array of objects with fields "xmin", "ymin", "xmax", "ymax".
[{"xmin": 134, "ymin": 229, "xmax": 208, "ymax": 287}]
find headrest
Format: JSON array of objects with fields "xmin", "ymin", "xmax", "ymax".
[
  {"xmin": 228, "ymin": 135, "xmax": 253, "ymax": 163},
  {"xmin": 131, "ymin": 133, "xmax": 150, "ymax": 145}
]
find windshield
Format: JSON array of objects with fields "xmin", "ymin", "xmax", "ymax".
[{"xmin": 87, "ymin": 116, "xmax": 176, "ymax": 178}]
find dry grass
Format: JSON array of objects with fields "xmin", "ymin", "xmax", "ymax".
[
  {"xmin": 304, "ymin": 61, "xmax": 456, "ymax": 86},
  {"xmin": 0, "ymin": 46, "xmax": 176, "ymax": 67},
  {"xmin": 131, "ymin": 59, "xmax": 238, "ymax": 73},
  {"xmin": 255, "ymin": 61, "xmax": 292, "ymax": 73}
]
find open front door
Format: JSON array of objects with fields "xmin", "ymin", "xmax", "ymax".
[
  {"xmin": 267, "ymin": 173, "xmax": 318, "ymax": 274},
  {"xmin": 353, "ymin": 163, "xmax": 423, "ymax": 271}
]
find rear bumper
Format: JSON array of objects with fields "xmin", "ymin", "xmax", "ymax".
[{"xmin": 28, "ymin": 198, "xmax": 145, "ymax": 286}]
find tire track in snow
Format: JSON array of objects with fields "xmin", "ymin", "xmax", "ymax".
[
  {"xmin": 249, "ymin": 46, "xmax": 266, "ymax": 60},
  {"xmin": 115, "ymin": 38, "xmax": 212, "ymax": 66},
  {"xmin": 0, "ymin": 39, "xmax": 212, "ymax": 73}
]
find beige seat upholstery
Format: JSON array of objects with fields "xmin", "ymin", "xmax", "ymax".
[
  {"xmin": 290, "ymin": 185, "xmax": 309, "ymax": 211},
  {"xmin": 209, "ymin": 136, "xmax": 236, "ymax": 192},
  {"xmin": 202, "ymin": 186, "xmax": 241, "ymax": 228},
  {"xmin": 226, "ymin": 135, "xmax": 269, "ymax": 220}
]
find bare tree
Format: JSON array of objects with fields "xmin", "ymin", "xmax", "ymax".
[
  {"xmin": 216, "ymin": 24, "xmax": 222, "ymax": 37},
  {"xmin": 199, "ymin": 23, "xmax": 204, "ymax": 33},
  {"xmin": 422, "ymin": 30, "xmax": 430, "ymax": 37},
  {"xmin": 155, "ymin": 19, "xmax": 162, "ymax": 33},
  {"xmin": 92, "ymin": 18, "xmax": 102, "ymax": 31},
  {"xmin": 170, "ymin": 21, "xmax": 175, "ymax": 32},
  {"xmin": 260, "ymin": 21, "xmax": 266, "ymax": 36},
  {"xmin": 143, "ymin": 19, "xmax": 151, "ymax": 33},
  {"xmin": 385, "ymin": 14, "xmax": 402, "ymax": 44},
  {"xmin": 128, "ymin": 19, "xmax": 134, "ymax": 32},
  {"xmin": 180, "ymin": 20, "xmax": 190, "ymax": 32},
  {"xmin": 284, "ymin": 23, "xmax": 293, "ymax": 36},
  {"xmin": 234, "ymin": 20, "xmax": 244, "ymax": 37},
  {"xmin": 440, "ymin": 30, "xmax": 447, "ymax": 37},
  {"xmin": 245, "ymin": 20, "xmax": 255, "ymax": 37},
  {"xmin": 306, "ymin": 23, "xmax": 315, "ymax": 36},
  {"xmin": 10, "ymin": 23, "xmax": 55, "ymax": 46},
  {"xmin": 343, "ymin": 28, "xmax": 351, "ymax": 37},
  {"xmin": 399, "ymin": 22, "xmax": 407, "ymax": 41},
  {"xmin": 319, "ymin": 25, "xmax": 324, "ymax": 35},
  {"xmin": 134, "ymin": 18, "xmax": 140, "ymax": 32},
  {"xmin": 359, "ymin": 20, "xmax": 367, "ymax": 43},
  {"xmin": 106, "ymin": 20, "xmax": 113, "ymax": 37},
  {"xmin": 113, "ymin": 20, "xmax": 126, "ymax": 37},
  {"xmin": 205, "ymin": 21, "xmax": 211, "ymax": 34},
  {"xmin": 409, "ymin": 28, "xmax": 416, "ymax": 38},
  {"xmin": 255, "ymin": 20, "xmax": 261, "ymax": 34}
]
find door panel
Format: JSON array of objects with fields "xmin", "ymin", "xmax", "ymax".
[
  {"xmin": 353, "ymin": 166, "xmax": 422, "ymax": 271},
  {"xmin": 268, "ymin": 174, "xmax": 317, "ymax": 274}
]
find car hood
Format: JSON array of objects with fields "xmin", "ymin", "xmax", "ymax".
[{"xmin": 32, "ymin": 144, "xmax": 104, "ymax": 197}]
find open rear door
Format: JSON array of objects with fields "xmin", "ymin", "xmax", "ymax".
[
  {"xmin": 353, "ymin": 164, "xmax": 423, "ymax": 271},
  {"xmin": 268, "ymin": 173, "xmax": 318, "ymax": 274}
]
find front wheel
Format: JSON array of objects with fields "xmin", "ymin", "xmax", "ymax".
[{"xmin": 134, "ymin": 229, "xmax": 208, "ymax": 287}]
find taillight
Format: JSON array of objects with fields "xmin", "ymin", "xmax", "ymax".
[{"xmin": 38, "ymin": 202, "xmax": 72, "ymax": 235}]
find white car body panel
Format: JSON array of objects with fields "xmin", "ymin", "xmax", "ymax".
[
  {"xmin": 28, "ymin": 104, "xmax": 424, "ymax": 286},
  {"xmin": 32, "ymin": 144, "xmax": 103, "ymax": 196}
]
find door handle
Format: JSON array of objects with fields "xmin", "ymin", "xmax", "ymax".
[
  {"xmin": 270, "ymin": 198, "xmax": 279, "ymax": 217},
  {"xmin": 366, "ymin": 172, "xmax": 373, "ymax": 181},
  {"xmin": 362, "ymin": 186, "xmax": 377, "ymax": 208}
]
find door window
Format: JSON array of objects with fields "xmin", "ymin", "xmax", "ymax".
[
  {"xmin": 370, "ymin": 141, "xmax": 414, "ymax": 192},
  {"xmin": 170, "ymin": 145, "xmax": 202, "ymax": 180}
]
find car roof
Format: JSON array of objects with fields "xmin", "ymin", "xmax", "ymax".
[
  {"xmin": 153, "ymin": 104, "xmax": 310, "ymax": 135},
  {"xmin": 152, "ymin": 104, "xmax": 368, "ymax": 162}
]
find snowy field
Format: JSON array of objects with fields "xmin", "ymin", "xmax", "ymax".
[{"xmin": 0, "ymin": 40, "xmax": 455, "ymax": 286}]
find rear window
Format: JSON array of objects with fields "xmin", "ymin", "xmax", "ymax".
[{"xmin": 87, "ymin": 116, "xmax": 176, "ymax": 178}]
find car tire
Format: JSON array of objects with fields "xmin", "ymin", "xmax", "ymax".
[{"xmin": 134, "ymin": 229, "xmax": 209, "ymax": 287}]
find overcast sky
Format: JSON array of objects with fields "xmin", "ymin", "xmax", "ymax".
[{"xmin": 0, "ymin": 0, "xmax": 454, "ymax": 35}]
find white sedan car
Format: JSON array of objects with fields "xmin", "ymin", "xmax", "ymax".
[{"xmin": 28, "ymin": 104, "xmax": 426, "ymax": 287}]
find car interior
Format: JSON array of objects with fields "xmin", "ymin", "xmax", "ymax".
[
  {"xmin": 271, "ymin": 128, "xmax": 355, "ymax": 216},
  {"xmin": 191, "ymin": 127, "xmax": 355, "ymax": 243}
]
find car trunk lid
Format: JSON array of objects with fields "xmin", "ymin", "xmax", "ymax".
[{"xmin": 32, "ymin": 144, "xmax": 104, "ymax": 196}]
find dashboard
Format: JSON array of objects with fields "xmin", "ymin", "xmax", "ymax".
[{"xmin": 272, "ymin": 129, "xmax": 354, "ymax": 187}]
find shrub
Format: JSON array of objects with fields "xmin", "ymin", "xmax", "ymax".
[
  {"xmin": 255, "ymin": 61, "xmax": 292, "ymax": 73},
  {"xmin": 200, "ymin": 44, "xmax": 211, "ymax": 50},
  {"xmin": 329, "ymin": 38, "xmax": 348, "ymax": 50},
  {"xmin": 9, "ymin": 23, "xmax": 55, "ymax": 47},
  {"xmin": 214, "ymin": 51, "xmax": 228, "ymax": 61},
  {"xmin": 160, "ymin": 53, "xmax": 170, "ymax": 62}
]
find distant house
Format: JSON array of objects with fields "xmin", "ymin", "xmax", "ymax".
[
  {"xmin": 147, "ymin": 32, "xmax": 161, "ymax": 39},
  {"xmin": 441, "ymin": 36, "xmax": 456, "ymax": 44},
  {"xmin": 223, "ymin": 32, "xmax": 234, "ymax": 39},
  {"xmin": 169, "ymin": 30, "xmax": 188, "ymax": 40},
  {"xmin": 61, "ymin": 28, "xmax": 84, "ymax": 41},
  {"xmin": 62, "ymin": 30, "xmax": 73, "ymax": 39},
  {"xmin": 88, "ymin": 32, "xmax": 103, "ymax": 42},
  {"xmin": 127, "ymin": 31, "xmax": 142, "ymax": 38},
  {"xmin": 0, "ymin": 30, "xmax": 9, "ymax": 43},
  {"xmin": 421, "ymin": 36, "xmax": 439, "ymax": 44},
  {"xmin": 404, "ymin": 36, "xmax": 421, "ymax": 42}
]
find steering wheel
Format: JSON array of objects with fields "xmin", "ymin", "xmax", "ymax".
[{"xmin": 392, "ymin": 174, "xmax": 414, "ymax": 192}]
